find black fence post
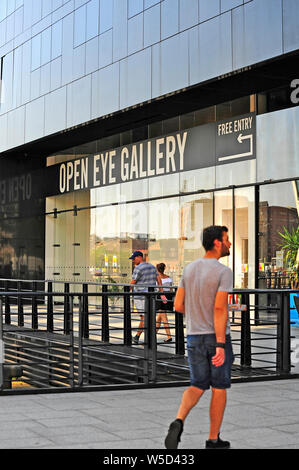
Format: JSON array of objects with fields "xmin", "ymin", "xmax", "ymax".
[
  {"xmin": 4, "ymin": 280, "xmax": 10, "ymax": 325},
  {"xmin": 150, "ymin": 291, "xmax": 157, "ymax": 383},
  {"xmin": 69, "ymin": 295, "xmax": 75, "ymax": 388},
  {"xmin": 32, "ymin": 281, "xmax": 38, "ymax": 330},
  {"xmin": 64, "ymin": 283, "xmax": 70, "ymax": 335},
  {"xmin": 17, "ymin": 281, "xmax": 24, "ymax": 327},
  {"xmin": 78, "ymin": 295, "xmax": 84, "ymax": 387},
  {"xmin": 281, "ymin": 291, "xmax": 291, "ymax": 374},
  {"xmin": 143, "ymin": 293, "xmax": 150, "ymax": 385},
  {"xmin": 82, "ymin": 284, "xmax": 89, "ymax": 339},
  {"xmin": 102, "ymin": 284, "xmax": 109, "ymax": 342},
  {"xmin": 276, "ymin": 292, "xmax": 283, "ymax": 372},
  {"xmin": 175, "ymin": 311, "xmax": 185, "ymax": 355},
  {"xmin": 240, "ymin": 292, "xmax": 251, "ymax": 367},
  {"xmin": 47, "ymin": 281, "xmax": 53, "ymax": 333},
  {"xmin": 124, "ymin": 285, "xmax": 132, "ymax": 346}
]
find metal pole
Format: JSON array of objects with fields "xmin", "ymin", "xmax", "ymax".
[
  {"xmin": 64, "ymin": 283, "xmax": 70, "ymax": 335},
  {"xmin": 82, "ymin": 284, "xmax": 89, "ymax": 339},
  {"xmin": 47, "ymin": 281, "xmax": 53, "ymax": 333},
  {"xmin": 241, "ymin": 292, "xmax": 251, "ymax": 367},
  {"xmin": 32, "ymin": 281, "xmax": 38, "ymax": 330},
  {"xmin": 143, "ymin": 294, "xmax": 149, "ymax": 385},
  {"xmin": 17, "ymin": 281, "xmax": 24, "ymax": 327},
  {"xmin": 124, "ymin": 285, "xmax": 132, "ymax": 346},
  {"xmin": 282, "ymin": 292, "xmax": 291, "ymax": 374},
  {"xmin": 151, "ymin": 293, "xmax": 157, "ymax": 383},
  {"xmin": 276, "ymin": 292, "xmax": 283, "ymax": 372},
  {"xmin": 102, "ymin": 284, "xmax": 109, "ymax": 343},
  {"xmin": 78, "ymin": 295, "xmax": 83, "ymax": 387},
  {"xmin": 69, "ymin": 296, "xmax": 74, "ymax": 388},
  {"xmin": 175, "ymin": 289, "xmax": 185, "ymax": 356}
]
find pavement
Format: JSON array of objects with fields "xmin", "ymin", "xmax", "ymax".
[{"xmin": 0, "ymin": 378, "xmax": 299, "ymax": 450}]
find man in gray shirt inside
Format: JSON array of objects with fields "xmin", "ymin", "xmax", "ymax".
[{"xmin": 165, "ymin": 225, "xmax": 234, "ymax": 449}]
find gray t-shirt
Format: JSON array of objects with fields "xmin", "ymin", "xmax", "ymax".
[{"xmin": 179, "ymin": 258, "xmax": 233, "ymax": 335}]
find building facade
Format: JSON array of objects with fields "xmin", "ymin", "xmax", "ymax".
[{"xmin": 0, "ymin": 0, "xmax": 298, "ymax": 289}]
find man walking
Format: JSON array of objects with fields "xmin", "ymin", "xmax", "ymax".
[
  {"xmin": 165, "ymin": 225, "xmax": 234, "ymax": 449},
  {"xmin": 129, "ymin": 251, "xmax": 167, "ymax": 344}
]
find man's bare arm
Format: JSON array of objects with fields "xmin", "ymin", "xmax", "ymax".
[
  {"xmin": 174, "ymin": 287, "xmax": 185, "ymax": 314},
  {"xmin": 212, "ymin": 291, "xmax": 228, "ymax": 367}
]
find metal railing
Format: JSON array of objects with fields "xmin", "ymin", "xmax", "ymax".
[{"xmin": 0, "ymin": 279, "xmax": 298, "ymax": 393}]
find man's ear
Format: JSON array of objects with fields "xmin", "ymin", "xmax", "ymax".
[{"xmin": 214, "ymin": 239, "xmax": 221, "ymax": 249}]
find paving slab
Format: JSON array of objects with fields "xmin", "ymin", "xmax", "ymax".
[{"xmin": 0, "ymin": 379, "xmax": 299, "ymax": 449}]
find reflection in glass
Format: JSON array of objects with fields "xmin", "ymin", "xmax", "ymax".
[
  {"xmin": 234, "ymin": 188, "xmax": 255, "ymax": 288},
  {"xmin": 148, "ymin": 198, "xmax": 180, "ymax": 284},
  {"xmin": 216, "ymin": 160, "xmax": 256, "ymax": 188},
  {"xmin": 214, "ymin": 190, "xmax": 233, "ymax": 271},
  {"xmin": 180, "ymin": 167, "xmax": 215, "ymax": 193},
  {"xmin": 149, "ymin": 173, "xmax": 179, "ymax": 199},
  {"xmin": 179, "ymin": 193, "xmax": 213, "ymax": 278},
  {"xmin": 259, "ymin": 181, "xmax": 299, "ymax": 289}
]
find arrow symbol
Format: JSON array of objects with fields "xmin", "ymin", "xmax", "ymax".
[{"xmin": 218, "ymin": 133, "xmax": 253, "ymax": 162}]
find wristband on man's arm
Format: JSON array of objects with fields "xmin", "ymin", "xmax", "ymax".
[{"xmin": 215, "ymin": 342, "xmax": 226, "ymax": 349}]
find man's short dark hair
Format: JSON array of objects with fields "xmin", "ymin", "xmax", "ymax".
[{"xmin": 202, "ymin": 225, "xmax": 228, "ymax": 251}]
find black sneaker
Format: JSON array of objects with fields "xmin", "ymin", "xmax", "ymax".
[
  {"xmin": 132, "ymin": 335, "xmax": 139, "ymax": 344},
  {"xmin": 164, "ymin": 337, "xmax": 173, "ymax": 343},
  {"xmin": 205, "ymin": 434, "xmax": 230, "ymax": 449},
  {"xmin": 165, "ymin": 419, "xmax": 184, "ymax": 449}
]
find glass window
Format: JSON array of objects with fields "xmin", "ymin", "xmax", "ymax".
[
  {"xmin": 179, "ymin": 193, "xmax": 213, "ymax": 277},
  {"xmin": 258, "ymin": 181, "xmax": 299, "ymax": 289},
  {"xmin": 41, "ymin": 28, "xmax": 51, "ymax": 65},
  {"xmin": 149, "ymin": 173, "xmax": 179, "ymax": 199},
  {"xmin": 31, "ymin": 34, "xmax": 41, "ymax": 70},
  {"xmin": 194, "ymin": 106, "xmax": 215, "ymax": 126},
  {"xmin": 180, "ymin": 167, "xmax": 215, "ymax": 193},
  {"xmin": 214, "ymin": 189, "xmax": 233, "ymax": 272},
  {"xmin": 148, "ymin": 197, "xmax": 180, "ymax": 284},
  {"xmin": 120, "ymin": 201, "xmax": 149, "ymax": 278},
  {"xmin": 216, "ymin": 96, "xmax": 251, "ymax": 121},
  {"xmin": 216, "ymin": 160, "xmax": 256, "ymax": 188},
  {"xmin": 234, "ymin": 187, "xmax": 255, "ymax": 288},
  {"xmin": 86, "ymin": 0, "xmax": 99, "ymax": 41},
  {"xmin": 52, "ymin": 20, "xmax": 62, "ymax": 59},
  {"xmin": 74, "ymin": 5, "xmax": 86, "ymax": 48},
  {"xmin": 90, "ymin": 204, "xmax": 121, "ymax": 282}
]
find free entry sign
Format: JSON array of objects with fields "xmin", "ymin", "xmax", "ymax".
[{"xmin": 216, "ymin": 113, "xmax": 256, "ymax": 164}]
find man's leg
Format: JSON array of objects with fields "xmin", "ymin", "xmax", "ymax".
[
  {"xmin": 209, "ymin": 388, "xmax": 226, "ymax": 440},
  {"xmin": 176, "ymin": 386, "xmax": 205, "ymax": 422},
  {"xmin": 165, "ymin": 386, "xmax": 204, "ymax": 449},
  {"xmin": 136, "ymin": 314, "xmax": 144, "ymax": 338}
]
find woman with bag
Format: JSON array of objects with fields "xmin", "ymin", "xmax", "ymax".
[{"xmin": 156, "ymin": 263, "xmax": 173, "ymax": 343}]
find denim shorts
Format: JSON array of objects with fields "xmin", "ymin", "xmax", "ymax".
[{"xmin": 187, "ymin": 334, "xmax": 234, "ymax": 390}]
